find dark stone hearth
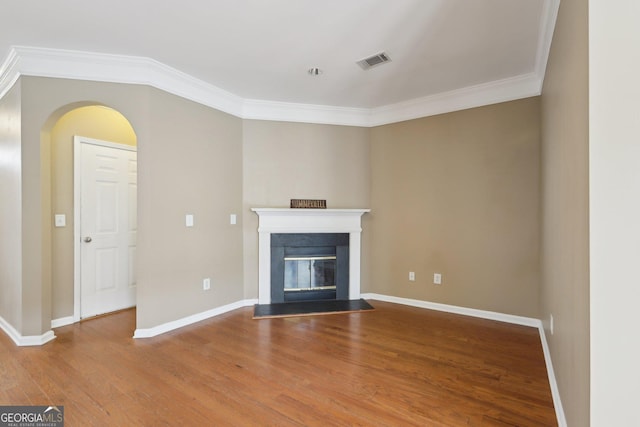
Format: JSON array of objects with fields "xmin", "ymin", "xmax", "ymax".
[{"xmin": 253, "ymin": 299, "xmax": 374, "ymax": 318}]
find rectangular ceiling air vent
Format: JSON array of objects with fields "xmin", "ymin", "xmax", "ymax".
[{"xmin": 357, "ymin": 52, "xmax": 391, "ymax": 70}]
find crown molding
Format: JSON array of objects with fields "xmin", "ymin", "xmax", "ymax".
[
  {"xmin": 1, "ymin": 11, "xmax": 558, "ymax": 128},
  {"xmin": 3, "ymin": 46, "xmax": 245, "ymax": 118},
  {"xmin": 242, "ymin": 99, "xmax": 371, "ymax": 127},
  {"xmin": 535, "ymin": 0, "xmax": 561, "ymax": 83},
  {"xmin": 0, "ymin": 47, "xmax": 20, "ymax": 100},
  {"xmin": 368, "ymin": 73, "xmax": 542, "ymax": 126}
]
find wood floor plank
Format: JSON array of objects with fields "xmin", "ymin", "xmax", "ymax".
[{"xmin": 0, "ymin": 301, "xmax": 557, "ymax": 426}]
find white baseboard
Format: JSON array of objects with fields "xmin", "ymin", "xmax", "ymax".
[
  {"xmin": 0, "ymin": 315, "xmax": 56, "ymax": 346},
  {"xmin": 361, "ymin": 293, "xmax": 566, "ymax": 426},
  {"xmin": 133, "ymin": 299, "xmax": 258, "ymax": 339},
  {"xmin": 538, "ymin": 323, "xmax": 568, "ymax": 427},
  {"xmin": 51, "ymin": 316, "xmax": 75, "ymax": 328},
  {"xmin": 361, "ymin": 293, "xmax": 540, "ymax": 327}
]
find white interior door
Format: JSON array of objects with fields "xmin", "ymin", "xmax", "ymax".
[{"xmin": 79, "ymin": 138, "xmax": 137, "ymax": 319}]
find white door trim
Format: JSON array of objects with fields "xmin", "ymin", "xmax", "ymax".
[{"xmin": 73, "ymin": 136, "xmax": 137, "ymax": 322}]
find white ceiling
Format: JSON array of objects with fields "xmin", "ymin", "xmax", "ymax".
[{"xmin": 0, "ymin": 0, "xmax": 558, "ymax": 125}]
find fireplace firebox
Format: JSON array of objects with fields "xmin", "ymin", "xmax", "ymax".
[{"xmin": 271, "ymin": 233, "xmax": 349, "ymax": 303}]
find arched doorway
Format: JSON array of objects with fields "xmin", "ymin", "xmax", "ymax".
[{"xmin": 43, "ymin": 104, "xmax": 137, "ymax": 325}]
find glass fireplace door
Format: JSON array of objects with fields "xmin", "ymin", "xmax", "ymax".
[{"xmin": 284, "ymin": 255, "xmax": 337, "ymax": 293}]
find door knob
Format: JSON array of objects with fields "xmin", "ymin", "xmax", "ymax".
[{"xmin": 84, "ymin": 237, "xmax": 92, "ymax": 243}]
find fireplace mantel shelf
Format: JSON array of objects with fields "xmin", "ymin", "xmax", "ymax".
[
  {"xmin": 252, "ymin": 208, "xmax": 370, "ymax": 304},
  {"xmin": 251, "ymin": 208, "xmax": 370, "ymax": 214},
  {"xmin": 251, "ymin": 208, "xmax": 370, "ymax": 234}
]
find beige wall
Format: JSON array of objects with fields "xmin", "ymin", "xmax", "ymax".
[
  {"xmin": 50, "ymin": 106, "xmax": 137, "ymax": 319},
  {"xmin": 13, "ymin": 76, "xmax": 368, "ymax": 334},
  {"xmin": 19, "ymin": 81, "xmax": 52, "ymax": 335},
  {"xmin": 540, "ymin": 0, "xmax": 590, "ymax": 424},
  {"xmin": 17, "ymin": 76, "xmax": 244, "ymax": 333},
  {"xmin": 242, "ymin": 120, "xmax": 371, "ymax": 299},
  {"xmin": 370, "ymin": 98, "xmax": 541, "ymax": 318},
  {"xmin": 18, "ymin": 77, "xmax": 150, "ymax": 335},
  {"xmin": 6, "ymin": 73, "xmax": 551, "ymax": 372},
  {"xmin": 0, "ymin": 81, "xmax": 22, "ymax": 332},
  {"xmin": 136, "ymin": 88, "xmax": 244, "ymax": 328}
]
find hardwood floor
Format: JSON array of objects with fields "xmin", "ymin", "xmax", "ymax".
[{"xmin": 0, "ymin": 301, "xmax": 557, "ymax": 426}]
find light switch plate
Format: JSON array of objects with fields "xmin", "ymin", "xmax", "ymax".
[
  {"xmin": 54, "ymin": 214, "xmax": 66, "ymax": 227},
  {"xmin": 230, "ymin": 214, "xmax": 237, "ymax": 225},
  {"xmin": 186, "ymin": 214, "xmax": 194, "ymax": 227}
]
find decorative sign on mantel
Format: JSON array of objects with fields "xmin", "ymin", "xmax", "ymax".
[{"xmin": 290, "ymin": 199, "xmax": 327, "ymax": 209}]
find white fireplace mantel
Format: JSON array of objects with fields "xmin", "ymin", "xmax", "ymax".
[{"xmin": 251, "ymin": 208, "xmax": 370, "ymax": 304}]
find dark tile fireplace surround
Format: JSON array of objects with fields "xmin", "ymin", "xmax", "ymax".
[{"xmin": 270, "ymin": 233, "xmax": 349, "ymax": 303}]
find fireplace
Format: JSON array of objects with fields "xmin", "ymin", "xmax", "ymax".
[
  {"xmin": 271, "ymin": 233, "xmax": 349, "ymax": 303},
  {"xmin": 251, "ymin": 208, "xmax": 370, "ymax": 304}
]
